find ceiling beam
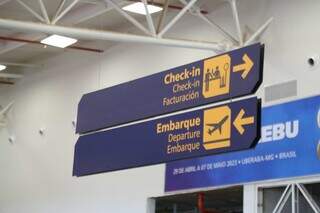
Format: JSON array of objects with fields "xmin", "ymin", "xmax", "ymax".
[
  {"xmin": 53, "ymin": 0, "xmax": 67, "ymax": 21},
  {"xmin": 156, "ymin": 0, "xmax": 169, "ymax": 33},
  {"xmin": 0, "ymin": 62, "xmax": 42, "ymax": 68},
  {"xmin": 141, "ymin": 0, "xmax": 156, "ymax": 36},
  {"xmin": 16, "ymin": 0, "xmax": 46, "ymax": 23},
  {"xmin": 0, "ymin": 18, "xmax": 225, "ymax": 51},
  {"xmin": 244, "ymin": 17, "xmax": 273, "ymax": 45},
  {"xmin": 127, "ymin": 0, "xmax": 208, "ymax": 14},
  {"xmin": 158, "ymin": 0, "xmax": 198, "ymax": 37},
  {"xmin": 229, "ymin": 0, "xmax": 243, "ymax": 46},
  {"xmin": 38, "ymin": 0, "xmax": 50, "ymax": 24},
  {"xmin": 179, "ymin": 0, "xmax": 239, "ymax": 46},
  {"xmin": 79, "ymin": 0, "xmax": 104, "ymax": 5},
  {"xmin": 52, "ymin": 0, "xmax": 79, "ymax": 24},
  {"xmin": 0, "ymin": 73, "xmax": 23, "ymax": 79},
  {"xmin": 0, "ymin": 0, "xmax": 12, "ymax": 6},
  {"xmin": 0, "ymin": 33, "xmax": 44, "ymax": 55},
  {"xmin": 0, "ymin": 35, "xmax": 104, "ymax": 53},
  {"xmin": 104, "ymin": 0, "xmax": 152, "ymax": 35},
  {"xmin": 61, "ymin": 1, "xmax": 127, "ymax": 25}
]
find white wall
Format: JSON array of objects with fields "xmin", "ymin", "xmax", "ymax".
[{"xmin": 1, "ymin": 0, "xmax": 320, "ymax": 212}]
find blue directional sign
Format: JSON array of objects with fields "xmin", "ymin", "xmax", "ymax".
[
  {"xmin": 73, "ymin": 97, "xmax": 260, "ymax": 176},
  {"xmin": 165, "ymin": 95, "xmax": 320, "ymax": 192},
  {"xmin": 76, "ymin": 43, "xmax": 264, "ymax": 133}
]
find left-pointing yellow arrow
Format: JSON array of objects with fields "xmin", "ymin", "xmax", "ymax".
[
  {"xmin": 233, "ymin": 109, "xmax": 254, "ymax": 135},
  {"xmin": 233, "ymin": 54, "xmax": 254, "ymax": 79}
]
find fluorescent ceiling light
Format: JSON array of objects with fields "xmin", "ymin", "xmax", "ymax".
[
  {"xmin": 40, "ymin": 35, "xmax": 78, "ymax": 48},
  {"xmin": 122, "ymin": 2, "xmax": 163, "ymax": 15},
  {"xmin": 0, "ymin": 64, "xmax": 6, "ymax": 71}
]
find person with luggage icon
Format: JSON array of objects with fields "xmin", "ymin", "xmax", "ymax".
[{"xmin": 204, "ymin": 66, "xmax": 221, "ymax": 92}]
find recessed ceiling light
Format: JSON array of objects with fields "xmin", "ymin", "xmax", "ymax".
[
  {"xmin": 122, "ymin": 2, "xmax": 163, "ymax": 15},
  {"xmin": 40, "ymin": 35, "xmax": 78, "ymax": 48},
  {"xmin": 0, "ymin": 64, "xmax": 6, "ymax": 71}
]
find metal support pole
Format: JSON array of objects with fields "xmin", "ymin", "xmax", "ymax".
[
  {"xmin": 0, "ymin": 18, "xmax": 225, "ymax": 51},
  {"xmin": 75, "ymin": 7, "xmax": 114, "ymax": 24},
  {"xmin": 296, "ymin": 183, "xmax": 320, "ymax": 213},
  {"xmin": 156, "ymin": 0, "xmax": 169, "ymax": 33},
  {"xmin": 52, "ymin": 0, "xmax": 79, "ymax": 24},
  {"xmin": 104, "ymin": 0, "xmax": 152, "ymax": 35},
  {"xmin": 257, "ymin": 188, "xmax": 264, "ymax": 213},
  {"xmin": 179, "ymin": 0, "xmax": 239, "ymax": 46},
  {"xmin": 158, "ymin": 0, "xmax": 198, "ymax": 37},
  {"xmin": 53, "ymin": 0, "xmax": 66, "ymax": 21},
  {"xmin": 141, "ymin": 0, "xmax": 156, "ymax": 36},
  {"xmin": 229, "ymin": 0, "xmax": 243, "ymax": 45},
  {"xmin": 79, "ymin": 0, "xmax": 103, "ymax": 5},
  {"xmin": 292, "ymin": 184, "xmax": 296, "ymax": 213},
  {"xmin": 38, "ymin": 0, "xmax": 50, "ymax": 23},
  {"xmin": 297, "ymin": 186, "xmax": 300, "ymax": 213},
  {"xmin": 198, "ymin": 14, "xmax": 239, "ymax": 46},
  {"xmin": 244, "ymin": 17, "xmax": 274, "ymax": 45},
  {"xmin": 173, "ymin": 204, "xmax": 177, "ymax": 213},
  {"xmin": 16, "ymin": 0, "xmax": 46, "ymax": 23},
  {"xmin": 272, "ymin": 185, "xmax": 291, "ymax": 213},
  {"xmin": 72, "ymin": 1, "xmax": 127, "ymax": 24}
]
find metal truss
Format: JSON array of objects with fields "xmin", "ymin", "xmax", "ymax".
[
  {"xmin": 0, "ymin": 0, "xmax": 274, "ymax": 53},
  {"xmin": 271, "ymin": 183, "xmax": 320, "ymax": 213},
  {"xmin": 0, "ymin": 102, "xmax": 14, "ymax": 128},
  {"xmin": 296, "ymin": 183, "xmax": 320, "ymax": 213}
]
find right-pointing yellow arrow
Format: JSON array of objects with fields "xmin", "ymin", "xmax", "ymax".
[
  {"xmin": 233, "ymin": 54, "xmax": 254, "ymax": 79},
  {"xmin": 233, "ymin": 109, "xmax": 254, "ymax": 135}
]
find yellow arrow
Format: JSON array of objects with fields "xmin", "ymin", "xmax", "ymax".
[
  {"xmin": 233, "ymin": 54, "xmax": 254, "ymax": 79},
  {"xmin": 233, "ymin": 109, "xmax": 254, "ymax": 135}
]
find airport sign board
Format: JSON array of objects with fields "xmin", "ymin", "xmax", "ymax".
[
  {"xmin": 73, "ymin": 97, "xmax": 260, "ymax": 176},
  {"xmin": 76, "ymin": 43, "xmax": 264, "ymax": 133},
  {"xmin": 165, "ymin": 95, "xmax": 320, "ymax": 192}
]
